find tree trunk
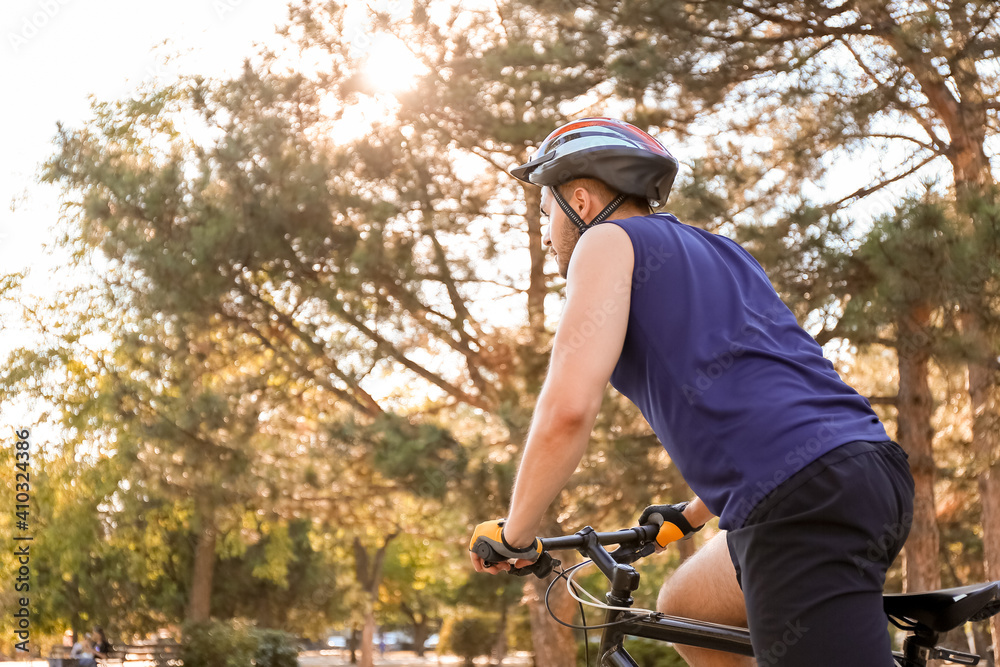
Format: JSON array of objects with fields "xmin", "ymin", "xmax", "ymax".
[
  {"xmin": 953, "ymin": 290, "xmax": 1000, "ymax": 663},
  {"xmin": 349, "ymin": 626, "xmax": 359, "ymax": 665},
  {"xmin": 185, "ymin": 498, "xmax": 217, "ymax": 622},
  {"xmin": 889, "ymin": 20, "xmax": 998, "ymax": 662},
  {"xmin": 360, "ymin": 597, "xmax": 376, "ymax": 667},
  {"xmin": 353, "ymin": 533, "xmax": 399, "ymax": 667},
  {"xmin": 525, "ymin": 572, "xmax": 577, "ymax": 667},
  {"xmin": 67, "ymin": 574, "xmax": 83, "ymax": 644},
  {"xmin": 971, "ymin": 620, "xmax": 995, "ymax": 667},
  {"xmin": 980, "ymin": 468, "xmax": 1000, "ymax": 665},
  {"xmin": 413, "ymin": 624, "xmax": 429, "ymax": 658},
  {"xmin": 969, "ymin": 359, "xmax": 1000, "ymax": 662},
  {"xmin": 491, "ymin": 601, "xmax": 508, "ymax": 665},
  {"xmin": 401, "ymin": 602, "xmax": 430, "ymax": 657},
  {"xmin": 896, "ymin": 309, "xmax": 940, "ymax": 594}
]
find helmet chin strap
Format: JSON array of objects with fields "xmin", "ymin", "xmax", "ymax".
[{"xmin": 553, "ymin": 190, "xmax": 627, "ymax": 234}]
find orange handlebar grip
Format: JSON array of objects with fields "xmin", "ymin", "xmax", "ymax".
[{"xmin": 655, "ymin": 522, "xmax": 685, "ymax": 547}]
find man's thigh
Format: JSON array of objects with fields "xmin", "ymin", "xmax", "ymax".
[{"xmin": 657, "ymin": 531, "xmax": 747, "ymax": 627}]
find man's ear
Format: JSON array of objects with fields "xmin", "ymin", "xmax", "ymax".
[{"xmin": 570, "ymin": 186, "xmax": 595, "ymax": 217}]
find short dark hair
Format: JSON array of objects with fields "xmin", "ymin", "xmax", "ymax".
[{"xmin": 556, "ymin": 178, "xmax": 651, "ymax": 215}]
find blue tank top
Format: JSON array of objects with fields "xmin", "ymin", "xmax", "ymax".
[{"xmin": 606, "ymin": 214, "xmax": 888, "ymax": 529}]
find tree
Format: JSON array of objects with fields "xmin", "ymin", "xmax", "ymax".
[
  {"xmin": 376, "ymin": 534, "xmax": 458, "ymax": 657},
  {"xmin": 79, "ymin": 4, "xmax": 683, "ymax": 664}
]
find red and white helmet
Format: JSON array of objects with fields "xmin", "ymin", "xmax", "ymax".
[{"xmin": 511, "ymin": 118, "xmax": 678, "ymax": 207}]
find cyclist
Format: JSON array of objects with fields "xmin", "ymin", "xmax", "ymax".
[{"xmin": 469, "ymin": 118, "xmax": 915, "ymax": 667}]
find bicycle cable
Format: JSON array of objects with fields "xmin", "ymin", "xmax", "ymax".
[
  {"xmin": 544, "ymin": 560, "xmax": 660, "ymax": 631},
  {"xmin": 577, "ymin": 573, "xmax": 590, "ymax": 667},
  {"xmin": 565, "ymin": 560, "xmax": 660, "ymax": 616}
]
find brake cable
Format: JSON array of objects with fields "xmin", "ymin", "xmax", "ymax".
[
  {"xmin": 543, "ymin": 560, "xmax": 659, "ymax": 632},
  {"xmin": 564, "ymin": 560, "xmax": 660, "ymax": 616}
]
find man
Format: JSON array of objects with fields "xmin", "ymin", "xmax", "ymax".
[{"xmin": 469, "ymin": 118, "xmax": 914, "ymax": 666}]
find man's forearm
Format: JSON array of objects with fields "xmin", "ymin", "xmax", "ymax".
[
  {"xmin": 684, "ymin": 496, "xmax": 715, "ymax": 529},
  {"xmin": 502, "ymin": 402, "xmax": 596, "ymax": 547}
]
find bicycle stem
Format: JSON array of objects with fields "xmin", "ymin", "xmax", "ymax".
[{"xmin": 574, "ymin": 526, "xmax": 645, "ymax": 596}]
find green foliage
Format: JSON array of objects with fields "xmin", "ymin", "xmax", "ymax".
[
  {"xmin": 180, "ymin": 619, "xmax": 298, "ymax": 667},
  {"xmin": 621, "ymin": 639, "xmax": 686, "ymax": 667},
  {"xmin": 577, "ymin": 638, "xmax": 685, "ymax": 667},
  {"xmin": 507, "ymin": 606, "xmax": 534, "ymax": 652},
  {"xmin": 439, "ymin": 613, "xmax": 497, "ymax": 665},
  {"xmin": 8, "ymin": 0, "xmax": 999, "ymax": 662},
  {"xmin": 377, "ymin": 535, "xmax": 448, "ymax": 633},
  {"xmin": 255, "ymin": 629, "xmax": 300, "ymax": 667},
  {"xmin": 212, "ymin": 520, "xmax": 347, "ymax": 636},
  {"xmin": 366, "ymin": 414, "xmax": 469, "ymax": 499},
  {"xmin": 181, "ymin": 619, "xmax": 258, "ymax": 667}
]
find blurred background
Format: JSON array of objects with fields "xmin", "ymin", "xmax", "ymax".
[{"xmin": 1, "ymin": 1, "xmax": 998, "ymax": 666}]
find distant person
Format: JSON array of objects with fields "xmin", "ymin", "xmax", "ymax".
[
  {"xmin": 70, "ymin": 632, "xmax": 97, "ymax": 667},
  {"xmin": 92, "ymin": 626, "xmax": 111, "ymax": 657}
]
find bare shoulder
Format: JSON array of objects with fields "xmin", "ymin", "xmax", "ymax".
[{"xmin": 567, "ymin": 223, "xmax": 634, "ymax": 286}]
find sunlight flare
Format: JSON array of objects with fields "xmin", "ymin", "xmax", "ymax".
[{"xmin": 361, "ymin": 33, "xmax": 427, "ymax": 94}]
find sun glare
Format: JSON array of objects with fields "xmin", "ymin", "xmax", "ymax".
[{"xmin": 361, "ymin": 33, "xmax": 427, "ymax": 94}]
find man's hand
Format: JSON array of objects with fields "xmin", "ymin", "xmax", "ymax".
[
  {"xmin": 639, "ymin": 502, "xmax": 703, "ymax": 548},
  {"xmin": 469, "ymin": 519, "xmax": 541, "ymax": 574}
]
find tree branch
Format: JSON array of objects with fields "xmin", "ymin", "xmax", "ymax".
[
  {"xmin": 328, "ymin": 297, "xmax": 491, "ymax": 411},
  {"xmin": 235, "ymin": 283, "xmax": 385, "ymax": 416},
  {"xmin": 822, "ymin": 152, "xmax": 941, "ymax": 212},
  {"xmin": 841, "ymin": 132, "xmax": 939, "ymax": 153},
  {"xmin": 222, "ymin": 308, "xmax": 381, "ymax": 417}
]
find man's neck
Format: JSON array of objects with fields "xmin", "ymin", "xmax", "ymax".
[{"xmin": 606, "ymin": 205, "xmax": 652, "ymax": 221}]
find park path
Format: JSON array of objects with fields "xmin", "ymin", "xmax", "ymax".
[
  {"xmin": 0, "ymin": 650, "xmax": 532, "ymax": 667},
  {"xmin": 299, "ymin": 651, "xmax": 532, "ymax": 667}
]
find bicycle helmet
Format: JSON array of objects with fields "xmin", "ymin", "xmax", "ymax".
[{"xmin": 511, "ymin": 118, "xmax": 679, "ymax": 233}]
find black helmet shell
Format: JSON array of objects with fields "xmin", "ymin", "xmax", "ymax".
[{"xmin": 511, "ymin": 118, "xmax": 678, "ymax": 206}]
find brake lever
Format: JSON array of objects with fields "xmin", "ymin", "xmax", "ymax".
[
  {"xmin": 611, "ymin": 541, "xmax": 656, "ymax": 565},
  {"xmin": 509, "ymin": 552, "xmax": 561, "ymax": 578}
]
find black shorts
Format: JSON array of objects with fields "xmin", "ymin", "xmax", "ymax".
[{"xmin": 727, "ymin": 440, "xmax": 915, "ymax": 667}]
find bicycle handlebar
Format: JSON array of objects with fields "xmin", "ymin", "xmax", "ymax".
[
  {"xmin": 482, "ymin": 524, "xmax": 661, "ymax": 579},
  {"xmin": 540, "ymin": 525, "xmax": 659, "ymax": 552},
  {"xmin": 500, "ymin": 524, "xmax": 662, "ymax": 581}
]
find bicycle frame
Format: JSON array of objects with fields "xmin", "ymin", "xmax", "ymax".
[
  {"xmin": 543, "ymin": 526, "xmax": 755, "ymax": 666},
  {"xmin": 599, "ymin": 613, "xmax": 754, "ymax": 666}
]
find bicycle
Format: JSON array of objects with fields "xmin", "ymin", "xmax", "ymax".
[{"xmin": 475, "ymin": 523, "xmax": 1000, "ymax": 666}]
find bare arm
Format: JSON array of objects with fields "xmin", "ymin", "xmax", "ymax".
[
  {"xmin": 683, "ymin": 496, "xmax": 715, "ymax": 530},
  {"xmin": 502, "ymin": 224, "xmax": 635, "ymax": 547}
]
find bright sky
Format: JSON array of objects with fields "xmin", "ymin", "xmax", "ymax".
[
  {"xmin": 0, "ymin": 0, "xmax": 297, "ymax": 431},
  {"xmin": 0, "ymin": 0, "xmax": 439, "ymax": 429},
  {"xmin": 0, "ymin": 0, "xmax": 292, "ymax": 280}
]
